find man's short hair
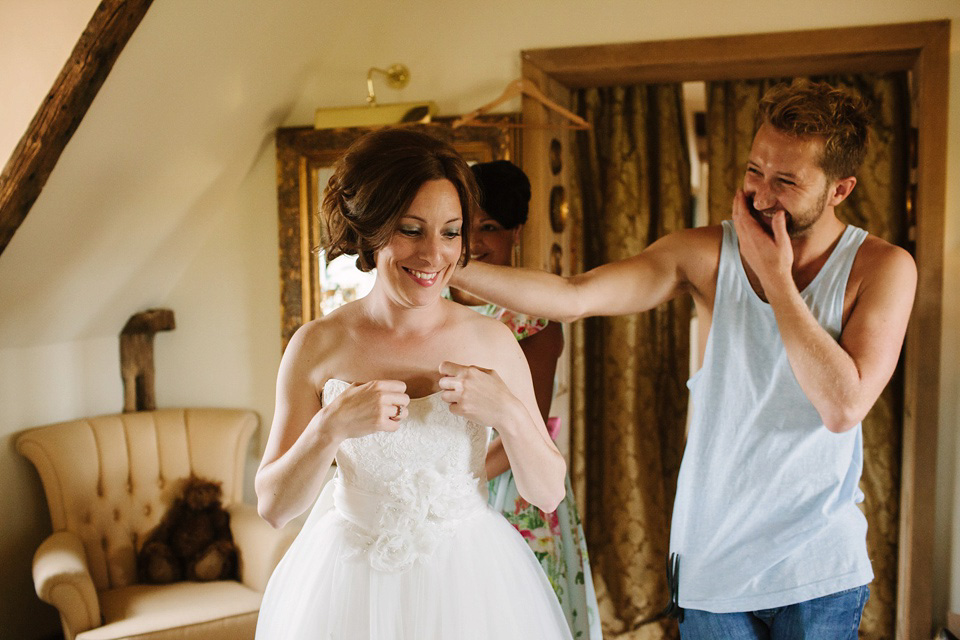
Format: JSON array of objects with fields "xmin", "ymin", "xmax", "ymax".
[{"xmin": 756, "ymin": 79, "xmax": 872, "ymax": 180}]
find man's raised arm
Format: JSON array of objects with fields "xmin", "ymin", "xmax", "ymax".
[{"xmin": 450, "ymin": 227, "xmax": 716, "ymax": 322}]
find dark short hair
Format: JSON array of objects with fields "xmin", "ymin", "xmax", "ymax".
[
  {"xmin": 470, "ymin": 160, "xmax": 531, "ymax": 229},
  {"xmin": 756, "ymin": 79, "xmax": 872, "ymax": 180},
  {"xmin": 320, "ymin": 128, "xmax": 477, "ymax": 271}
]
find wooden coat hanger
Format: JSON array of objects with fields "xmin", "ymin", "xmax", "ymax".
[{"xmin": 452, "ymin": 78, "xmax": 591, "ymax": 130}]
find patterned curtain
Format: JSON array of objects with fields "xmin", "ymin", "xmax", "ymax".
[
  {"xmin": 705, "ymin": 73, "xmax": 910, "ymax": 639},
  {"xmin": 705, "ymin": 77, "xmax": 787, "ymax": 225},
  {"xmin": 569, "ymin": 84, "xmax": 691, "ymax": 639}
]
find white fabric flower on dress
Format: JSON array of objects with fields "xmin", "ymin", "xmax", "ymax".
[{"xmin": 366, "ymin": 467, "xmax": 481, "ymax": 572}]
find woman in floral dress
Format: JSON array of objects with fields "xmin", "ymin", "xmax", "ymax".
[{"xmin": 450, "ymin": 161, "xmax": 602, "ymax": 639}]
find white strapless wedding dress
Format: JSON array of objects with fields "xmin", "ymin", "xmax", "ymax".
[{"xmin": 256, "ymin": 379, "xmax": 572, "ymax": 639}]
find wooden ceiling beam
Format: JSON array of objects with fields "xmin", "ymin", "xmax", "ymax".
[{"xmin": 0, "ymin": 0, "xmax": 154, "ymax": 256}]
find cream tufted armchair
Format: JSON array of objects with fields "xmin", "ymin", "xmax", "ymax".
[{"xmin": 17, "ymin": 408, "xmax": 297, "ymax": 640}]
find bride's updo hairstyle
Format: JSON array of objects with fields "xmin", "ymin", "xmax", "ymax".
[{"xmin": 321, "ymin": 128, "xmax": 478, "ymax": 272}]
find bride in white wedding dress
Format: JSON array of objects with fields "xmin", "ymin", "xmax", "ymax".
[{"xmin": 255, "ymin": 129, "xmax": 573, "ymax": 639}]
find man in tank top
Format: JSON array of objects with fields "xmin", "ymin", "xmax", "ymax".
[{"xmin": 450, "ymin": 79, "xmax": 917, "ymax": 637}]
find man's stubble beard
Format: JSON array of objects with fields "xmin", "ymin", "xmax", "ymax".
[{"xmin": 785, "ymin": 184, "xmax": 831, "ymax": 238}]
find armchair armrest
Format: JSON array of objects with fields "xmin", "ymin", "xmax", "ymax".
[
  {"xmin": 228, "ymin": 502, "xmax": 300, "ymax": 592},
  {"xmin": 33, "ymin": 530, "xmax": 101, "ymax": 635}
]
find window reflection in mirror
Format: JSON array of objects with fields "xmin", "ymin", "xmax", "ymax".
[
  {"xmin": 318, "ymin": 251, "xmax": 376, "ymax": 315},
  {"xmin": 313, "ymin": 165, "xmax": 376, "ymax": 315}
]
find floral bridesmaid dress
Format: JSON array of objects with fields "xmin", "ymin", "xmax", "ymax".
[{"xmin": 477, "ymin": 304, "xmax": 603, "ymax": 639}]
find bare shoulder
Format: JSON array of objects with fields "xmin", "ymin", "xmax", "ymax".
[
  {"xmin": 641, "ymin": 225, "xmax": 723, "ymax": 259},
  {"xmin": 443, "ymin": 299, "xmax": 517, "ymax": 346},
  {"xmin": 852, "ymin": 234, "xmax": 917, "ymax": 289},
  {"xmin": 282, "ymin": 302, "xmax": 360, "ymax": 382},
  {"xmin": 600, "ymin": 225, "xmax": 724, "ymax": 286},
  {"xmin": 673, "ymin": 224, "xmax": 723, "ymax": 260},
  {"xmin": 288, "ymin": 305, "xmax": 347, "ymax": 352},
  {"xmin": 655, "ymin": 225, "xmax": 724, "ymax": 297},
  {"xmin": 441, "ymin": 299, "xmax": 524, "ymax": 367},
  {"xmin": 857, "ymin": 233, "xmax": 916, "ymax": 266},
  {"xmin": 845, "ymin": 234, "xmax": 917, "ymax": 322},
  {"xmin": 678, "ymin": 224, "xmax": 725, "ymax": 246}
]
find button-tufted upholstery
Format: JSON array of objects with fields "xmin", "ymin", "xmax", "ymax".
[{"xmin": 17, "ymin": 408, "xmax": 299, "ymax": 640}]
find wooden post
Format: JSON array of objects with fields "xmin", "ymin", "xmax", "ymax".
[{"xmin": 120, "ymin": 308, "xmax": 175, "ymax": 412}]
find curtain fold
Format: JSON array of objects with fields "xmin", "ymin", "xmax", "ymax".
[
  {"xmin": 570, "ymin": 84, "xmax": 691, "ymax": 639},
  {"xmin": 705, "ymin": 77, "xmax": 787, "ymax": 226},
  {"xmin": 705, "ymin": 73, "xmax": 910, "ymax": 640}
]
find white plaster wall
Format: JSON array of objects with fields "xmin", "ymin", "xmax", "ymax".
[
  {"xmin": 1, "ymin": 0, "xmax": 957, "ymax": 637},
  {"xmin": 1, "ymin": 2, "xmax": 116, "ymax": 635}
]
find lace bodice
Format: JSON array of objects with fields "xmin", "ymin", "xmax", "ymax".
[
  {"xmin": 322, "ymin": 379, "xmax": 490, "ymax": 572},
  {"xmin": 324, "ymin": 379, "xmax": 489, "ymax": 493}
]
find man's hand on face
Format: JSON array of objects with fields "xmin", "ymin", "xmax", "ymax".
[{"xmin": 732, "ymin": 189, "xmax": 794, "ymax": 292}]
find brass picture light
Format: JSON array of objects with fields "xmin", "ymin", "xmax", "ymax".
[{"xmin": 314, "ymin": 63, "xmax": 437, "ymax": 129}]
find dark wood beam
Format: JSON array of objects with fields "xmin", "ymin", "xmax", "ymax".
[{"xmin": 0, "ymin": 0, "xmax": 154, "ymax": 256}]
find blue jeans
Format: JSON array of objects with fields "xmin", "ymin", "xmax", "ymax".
[{"xmin": 678, "ymin": 586, "xmax": 869, "ymax": 639}]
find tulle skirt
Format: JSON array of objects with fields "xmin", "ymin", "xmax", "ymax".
[
  {"xmin": 489, "ymin": 471, "xmax": 602, "ymax": 639},
  {"xmin": 256, "ymin": 482, "xmax": 572, "ymax": 639}
]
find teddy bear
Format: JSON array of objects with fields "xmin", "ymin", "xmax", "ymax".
[{"xmin": 137, "ymin": 475, "xmax": 239, "ymax": 584}]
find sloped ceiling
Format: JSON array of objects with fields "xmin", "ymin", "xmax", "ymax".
[
  {"xmin": 0, "ymin": 0, "xmax": 352, "ymax": 348},
  {"xmin": 0, "ymin": 0, "xmax": 554, "ymax": 349},
  {"xmin": 0, "ymin": 0, "xmax": 155, "ymax": 259}
]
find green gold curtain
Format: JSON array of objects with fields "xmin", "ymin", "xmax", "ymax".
[
  {"xmin": 705, "ymin": 73, "xmax": 910, "ymax": 639},
  {"xmin": 705, "ymin": 77, "xmax": 787, "ymax": 225},
  {"xmin": 569, "ymin": 84, "xmax": 691, "ymax": 639}
]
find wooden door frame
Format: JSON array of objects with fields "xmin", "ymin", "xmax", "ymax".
[{"xmin": 520, "ymin": 20, "xmax": 949, "ymax": 640}]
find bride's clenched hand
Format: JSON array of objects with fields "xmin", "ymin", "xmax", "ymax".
[
  {"xmin": 323, "ymin": 380, "xmax": 410, "ymax": 440},
  {"xmin": 438, "ymin": 361, "xmax": 517, "ymax": 428}
]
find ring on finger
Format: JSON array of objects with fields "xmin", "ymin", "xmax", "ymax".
[{"xmin": 390, "ymin": 404, "xmax": 402, "ymax": 420}]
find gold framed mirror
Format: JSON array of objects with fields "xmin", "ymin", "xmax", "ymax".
[{"xmin": 275, "ymin": 116, "xmax": 520, "ymax": 349}]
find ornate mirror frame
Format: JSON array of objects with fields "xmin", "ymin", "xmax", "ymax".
[{"xmin": 275, "ymin": 116, "xmax": 520, "ymax": 349}]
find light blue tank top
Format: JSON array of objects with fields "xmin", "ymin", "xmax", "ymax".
[{"xmin": 669, "ymin": 220, "xmax": 873, "ymax": 613}]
